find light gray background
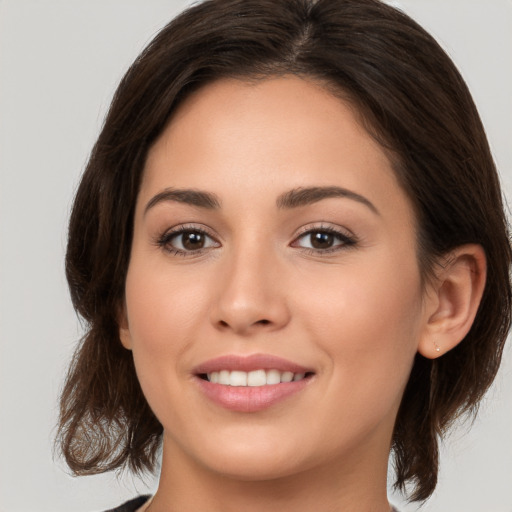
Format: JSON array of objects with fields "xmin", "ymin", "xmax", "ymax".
[{"xmin": 0, "ymin": 1, "xmax": 510, "ymax": 511}]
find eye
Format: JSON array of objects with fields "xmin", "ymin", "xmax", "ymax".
[
  {"xmin": 158, "ymin": 227, "xmax": 220, "ymax": 254},
  {"xmin": 292, "ymin": 227, "xmax": 356, "ymax": 252}
]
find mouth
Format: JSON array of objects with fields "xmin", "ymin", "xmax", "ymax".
[
  {"xmin": 198, "ymin": 369, "xmax": 314, "ymax": 386},
  {"xmin": 193, "ymin": 354, "xmax": 315, "ymax": 412}
]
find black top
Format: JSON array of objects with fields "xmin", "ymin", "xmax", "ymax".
[
  {"xmin": 103, "ymin": 495, "xmax": 151, "ymax": 512},
  {"xmin": 105, "ymin": 495, "xmax": 400, "ymax": 511}
]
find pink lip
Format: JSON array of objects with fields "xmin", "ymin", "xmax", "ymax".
[
  {"xmin": 193, "ymin": 354, "xmax": 314, "ymax": 413},
  {"xmin": 193, "ymin": 353, "xmax": 312, "ymax": 374}
]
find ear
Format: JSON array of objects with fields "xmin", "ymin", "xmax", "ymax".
[
  {"xmin": 117, "ymin": 302, "xmax": 133, "ymax": 351},
  {"xmin": 418, "ymin": 244, "xmax": 486, "ymax": 359}
]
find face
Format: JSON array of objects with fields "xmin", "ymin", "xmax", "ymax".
[{"xmin": 120, "ymin": 76, "xmax": 430, "ymax": 480}]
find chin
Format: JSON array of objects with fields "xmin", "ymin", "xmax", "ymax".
[
  {"xmin": 166, "ymin": 425, "xmax": 314, "ymax": 481},
  {"xmin": 202, "ymin": 451, "xmax": 310, "ymax": 482}
]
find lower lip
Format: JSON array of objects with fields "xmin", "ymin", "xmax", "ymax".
[{"xmin": 195, "ymin": 377, "xmax": 311, "ymax": 412}]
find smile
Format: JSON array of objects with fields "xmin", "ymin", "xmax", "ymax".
[
  {"xmin": 194, "ymin": 354, "xmax": 315, "ymax": 412},
  {"xmin": 204, "ymin": 369, "xmax": 308, "ymax": 386}
]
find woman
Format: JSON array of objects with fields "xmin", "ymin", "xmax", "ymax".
[{"xmin": 57, "ymin": 0, "xmax": 511, "ymax": 510}]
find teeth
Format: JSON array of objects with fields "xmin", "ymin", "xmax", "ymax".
[
  {"xmin": 219, "ymin": 370, "xmax": 230, "ymax": 384},
  {"xmin": 280, "ymin": 371, "xmax": 293, "ymax": 383},
  {"xmin": 230, "ymin": 371, "xmax": 247, "ymax": 386},
  {"xmin": 266, "ymin": 369, "xmax": 281, "ymax": 385},
  {"xmin": 206, "ymin": 369, "xmax": 308, "ymax": 386},
  {"xmin": 247, "ymin": 369, "xmax": 266, "ymax": 387}
]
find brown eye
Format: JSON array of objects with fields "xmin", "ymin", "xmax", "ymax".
[
  {"xmin": 181, "ymin": 231, "xmax": 205, "ymax": 250},
  {"xmin": 160, "ymin": 228, "xmax": 220, "ymax": 253},
  {"xmin": 310, "ymin": 231, "xmax": 334, "ymax": 249},
  {"xmin": 293, "ymin": 228, "xmax": 355, "ymax": 252}
]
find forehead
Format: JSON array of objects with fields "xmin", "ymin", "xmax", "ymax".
[{"xmin": 140, "ymin": 76, "xmax": 414, "ymax": 231}]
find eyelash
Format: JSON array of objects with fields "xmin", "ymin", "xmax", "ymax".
[
  {"xmin": 291, "ymin": 225, "xmax": 357, "ymax": 255},
  {"xmin": 156, "ymin": 225, "xmax": 219, "ymax": 257},
  {"xmin": 156, "ymin": 224, "xmax": 357, "ymax": 257}
]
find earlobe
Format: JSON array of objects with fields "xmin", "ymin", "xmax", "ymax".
[
  {"xmin": 418, "ymin": 244, "xmax": 486, "ymax": 359},
  {"xmin": 117, "ymin": 304, "xmax": 133, "ymax": 351}
]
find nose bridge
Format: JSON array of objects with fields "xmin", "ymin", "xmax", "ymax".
[{"xmin": 210, "ymin": 234, "xmax": 290, "ymax": 334}]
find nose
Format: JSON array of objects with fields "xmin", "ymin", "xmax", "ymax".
[{"xmin": 209, "ymin": 244, "xmax": 291, "ymax": 336}]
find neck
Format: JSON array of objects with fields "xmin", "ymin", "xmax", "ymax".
[{"xmin": 148, "ymin": 433, "xmax": 392, "ymax": 512}]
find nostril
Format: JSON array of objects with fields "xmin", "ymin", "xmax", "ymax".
[{"xmin": 215, "ymin": 316, "xmax": 278, "ymax": 332}]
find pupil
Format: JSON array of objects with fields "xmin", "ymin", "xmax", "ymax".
[
  {"xmin": 183, "ymin": 232, "xmax": 204, "ymax": 250},
  {"xmin": 311, "ymin": 231, "xmax": 333, "ymax": 249}
]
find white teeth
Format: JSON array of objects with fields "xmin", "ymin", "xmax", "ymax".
[
  {"xmin": 247, "ymin": 369, "xmax": 266, "ymax": 386},
  {"xmin": 266, "ymin": 369, "xmax": 281, "ymax": 385},
  {"xmin": 280, "ymin": 371, "xmax": 293, "ymax": 383},
  {"xmin": 219, "ymin": 370, "xmax": 230, "ymax": 384},
  {"xmin": 229, "ymin": 371, "xmax": 247, "ymax": 386},
  {"xmin": 206, "ymin": 369, "xmax": 308, "ymax": 386}
]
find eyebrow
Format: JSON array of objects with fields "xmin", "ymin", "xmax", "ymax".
[
  {"xmin": 276, "ymin": 186, "xmax": 379, "ymax": 214},
  {"xmin": 144, "ymin": 185, "xmax": 379, "ymax": 216},
  {"xmin": 144, "ymin": 188, "xmax": 221, "ymax": 214}
]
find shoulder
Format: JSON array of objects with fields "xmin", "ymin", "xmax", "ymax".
[{"xmin": 102, "ymin": 495, "xmax": 151, "ymax": 512}]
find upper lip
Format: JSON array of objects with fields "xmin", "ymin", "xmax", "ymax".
[{"xmin": 193, "ymin": 354, "xmax": 313, "ymax": 375}]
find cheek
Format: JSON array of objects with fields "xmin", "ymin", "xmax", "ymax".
[
  {"xmin": 294, "ymin": 262, "xmax": 423, "ymax": 450},
  {"xmin": 295, "ymin": 250, "xmax": 423, "ymax": 390},
  {"xmin": 125, "ymin": 258, "xmax": 204, "ymax": 341},
  {"xmin": 123, "ymin": 259, "xmax": 209, "ymax": 388},
  {"xmin": 300, "ymin": 247, "xmax": 421, "ymax": 321},
  {"xmin": 123, "ymin": 261, "xmax": 213, "ymax": 428}
]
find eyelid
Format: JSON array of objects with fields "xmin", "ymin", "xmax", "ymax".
[
  {"xmin": 293, "ymin": 222, "xmax": 356, "ymax": 241},
  {"xmin": 290, "ymin": 223, "xmax": 357, "ymax": 253},
  {"xmin": 154, "ymin": 222, "xmax": 356, "ymax": 257},
  {"xmin": 156, "ymin": 223, "xmax": 221, "ymax": 255}
]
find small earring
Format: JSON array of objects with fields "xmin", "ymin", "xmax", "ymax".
[{"xmin": 434, "ymin": 341, "xmax": 441, "ymax": 353}]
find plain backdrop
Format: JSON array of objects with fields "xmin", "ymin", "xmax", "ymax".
[{"xmin": 0, "ymin": 1, "xmax": 511, "ymax": 511}]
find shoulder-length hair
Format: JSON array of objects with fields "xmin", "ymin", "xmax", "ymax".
[{"xmin": 58, "ymin": 0, "xmax": 511, "ymax": 502}]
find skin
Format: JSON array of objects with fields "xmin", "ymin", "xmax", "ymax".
[{"xmin": 119, "ymin": 76, "xmax": 486, "ymax": 512}]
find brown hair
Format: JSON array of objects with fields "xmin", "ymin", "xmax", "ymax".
[{"xmin": 58, "ymin": 0, "xmax": 511, "ymax": 502}]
